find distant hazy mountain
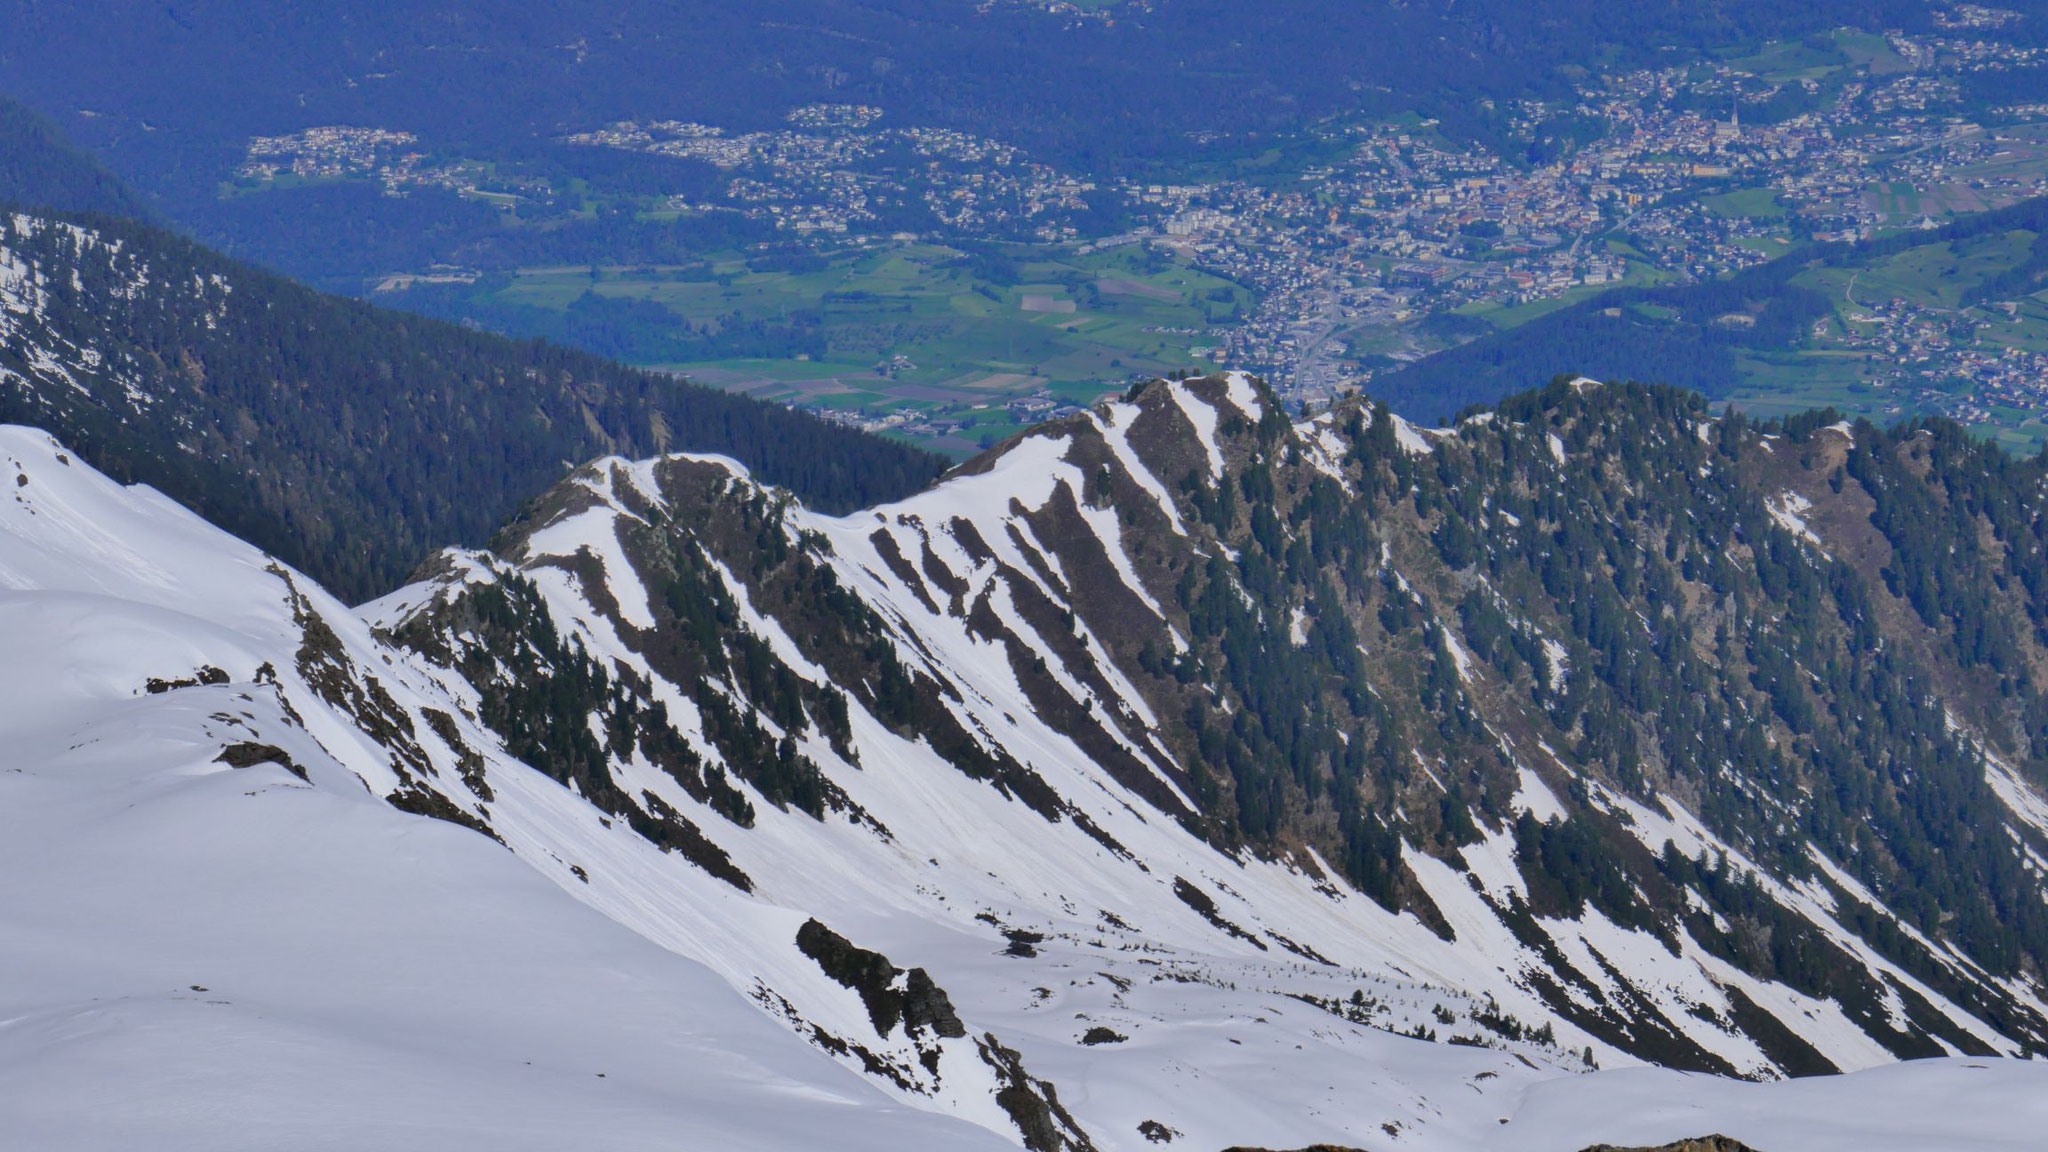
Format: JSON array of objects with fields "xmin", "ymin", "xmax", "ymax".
[{"xmin": 1373, "ymin": 195, "xmax": 2048, "ymax": 425}]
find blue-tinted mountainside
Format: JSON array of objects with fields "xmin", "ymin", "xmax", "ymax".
[{"xmin": 0, "ymin": 95, "xmax": 152, "ymax": 220}]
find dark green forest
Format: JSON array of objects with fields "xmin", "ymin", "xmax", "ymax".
[
  {"xmin": 0, "ymin": 210, "xmax": 948, "ymax": 600},
  {"xmin": 1110, "ymin": 378, "xmax": 2048, "ymax": 1062},
  {"xmin": 0, "ymin": 96, "xmax": 154, "ymax": 220}
]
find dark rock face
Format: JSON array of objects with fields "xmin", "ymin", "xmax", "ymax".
[
  {"xmin": 214, "ymin": 741, "xmax": 303, "ymax": 779},
  {"xmin": 1220, "ymin": 1144, "xmax": 1370, "ymax": 1152},
  {"xmin": 979, "ymin": 1033, "xmax": 1100, "ymax": 1152},
  {"xmin": 1580, "ymin": 1137, "xmax": 1763, "ymax": 1152},
  {"xmin": 794, "ymin": 918, "xmax": 964, "ymax": 1041},
  {"xmin": 796, "ymin": 918, "xmax": 903, "ymax": 1035},
  {"xmin": 147, "ymin": 665, "xmax": 230, "ymax": 694},
  {"xmin": 903, "ymin": 967, "xmax": 967, "ymax": 1040},
  {"xmin": 385, "ymin": 784, "xmax": 503, "ymax": 845}
]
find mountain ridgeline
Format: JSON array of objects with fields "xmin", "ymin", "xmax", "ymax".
[
  {"xmin": 0, "ymin": 208, "xmax": 946, "ymax": 601},
  {"xmin": 368, "ymin": 372, "xmax": 2048, "ymax": 1080}
]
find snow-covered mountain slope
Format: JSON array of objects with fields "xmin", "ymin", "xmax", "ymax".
[
  {"xmin": 13, "ymin": 373, "xmax": 2048, "ymax": 1149},
  {"xmin": 0, "ymin": 425, "xmax": 1012, "ymax": 1152},
  {"xmin": 351, "ymin": 375, "xmax": 2048, "ymax": 1146}
]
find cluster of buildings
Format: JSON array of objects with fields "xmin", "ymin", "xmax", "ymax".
[
  {"xmin": 1893, "ymin": 31, "xmax": 2044, "ymax": 71},
  {"xmin": 238, "ymin": 126, "xmax": 420, "ymax": 183},
  {"xmin": 1084, "ymin": 39, "xmax": 2048, "ymax": 397},
  {"xmin": 810, "ymin": 391, "xmax": 1088, "ymax": 447},
  {"xmin": 1935, "ymin": 4, "xmax": 2026, "ymax": 31},
  {"xmin": 1826, "ymin": 297, "xmax": 2048, "ymax": 428},
  {"xmin": 236, "ymin": 14, "xmax": 2048, "ymax": 430},
  {"xmin": 784, "ymin": 104, "xmax": 885, "ymax": 130},
  {"xmin": 563, "ymin": 117, "xmax": 1098, "ymax": 237},
  {"xmin": 236, "ymin": 125, "xmax": 540, "ymax": 204},
  {"xmin": 975, "ymin": 0, "xmax": 1154, "ymax": 22}
]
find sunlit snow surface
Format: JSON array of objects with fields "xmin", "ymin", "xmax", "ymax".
[
  {"xmin": 5, "ymin": 420, "xmax": 2048, "ymax": 1151},
  {"xmin": 0, "ymin": 427, "xmax": 1008, "ymax": 1152}
]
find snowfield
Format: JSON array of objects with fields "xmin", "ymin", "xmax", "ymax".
[
  {"xmin": 3, "ymin": 419, "xmax": 2048, "ymax": 1150},
  {"xmin": 0, "ymin": 427, "xmax": 1010, "ymax": 1152}
]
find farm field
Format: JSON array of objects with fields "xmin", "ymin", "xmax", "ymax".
[
  {"xmin": 1724, "ymin": 223, "xmax": 2048, "ymax": 450},
  {"xmin": 398, "ymin": 239, "xmax": 1250, "ymax": 456}
]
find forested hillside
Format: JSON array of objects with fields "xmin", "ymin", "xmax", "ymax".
[
  {"xmin": 0, "ymin": 97, "xmax": 957, "ymax": 600},
  {"xmin": 0, "ymin": 209, "xmax": 946, "ymax": 600},
  {"xmin": 0, "ymin": 95, "xmax": 152, "ymax": 219}
]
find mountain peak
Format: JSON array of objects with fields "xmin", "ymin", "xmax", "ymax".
[{"xmin": 15, "ymin": 363, "xmax": 2048, "ymax": 1146}]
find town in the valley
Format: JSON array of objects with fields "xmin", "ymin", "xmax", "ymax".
[{"xmin": 235, "ymin": 12, "xmax": 2048, "ymax": 446}]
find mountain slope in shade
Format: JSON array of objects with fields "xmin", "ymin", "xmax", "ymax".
[
  {"xmin": 0, "ymin": 93, "xmax": 153, "ymax": 219},
  {"xmin": 0, "ymin": 208, "xmax": 944, "ymax": 601},
  {"xmin": 6, "ymin": 403, "xmax": 2048, "ymax": 1149}
]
